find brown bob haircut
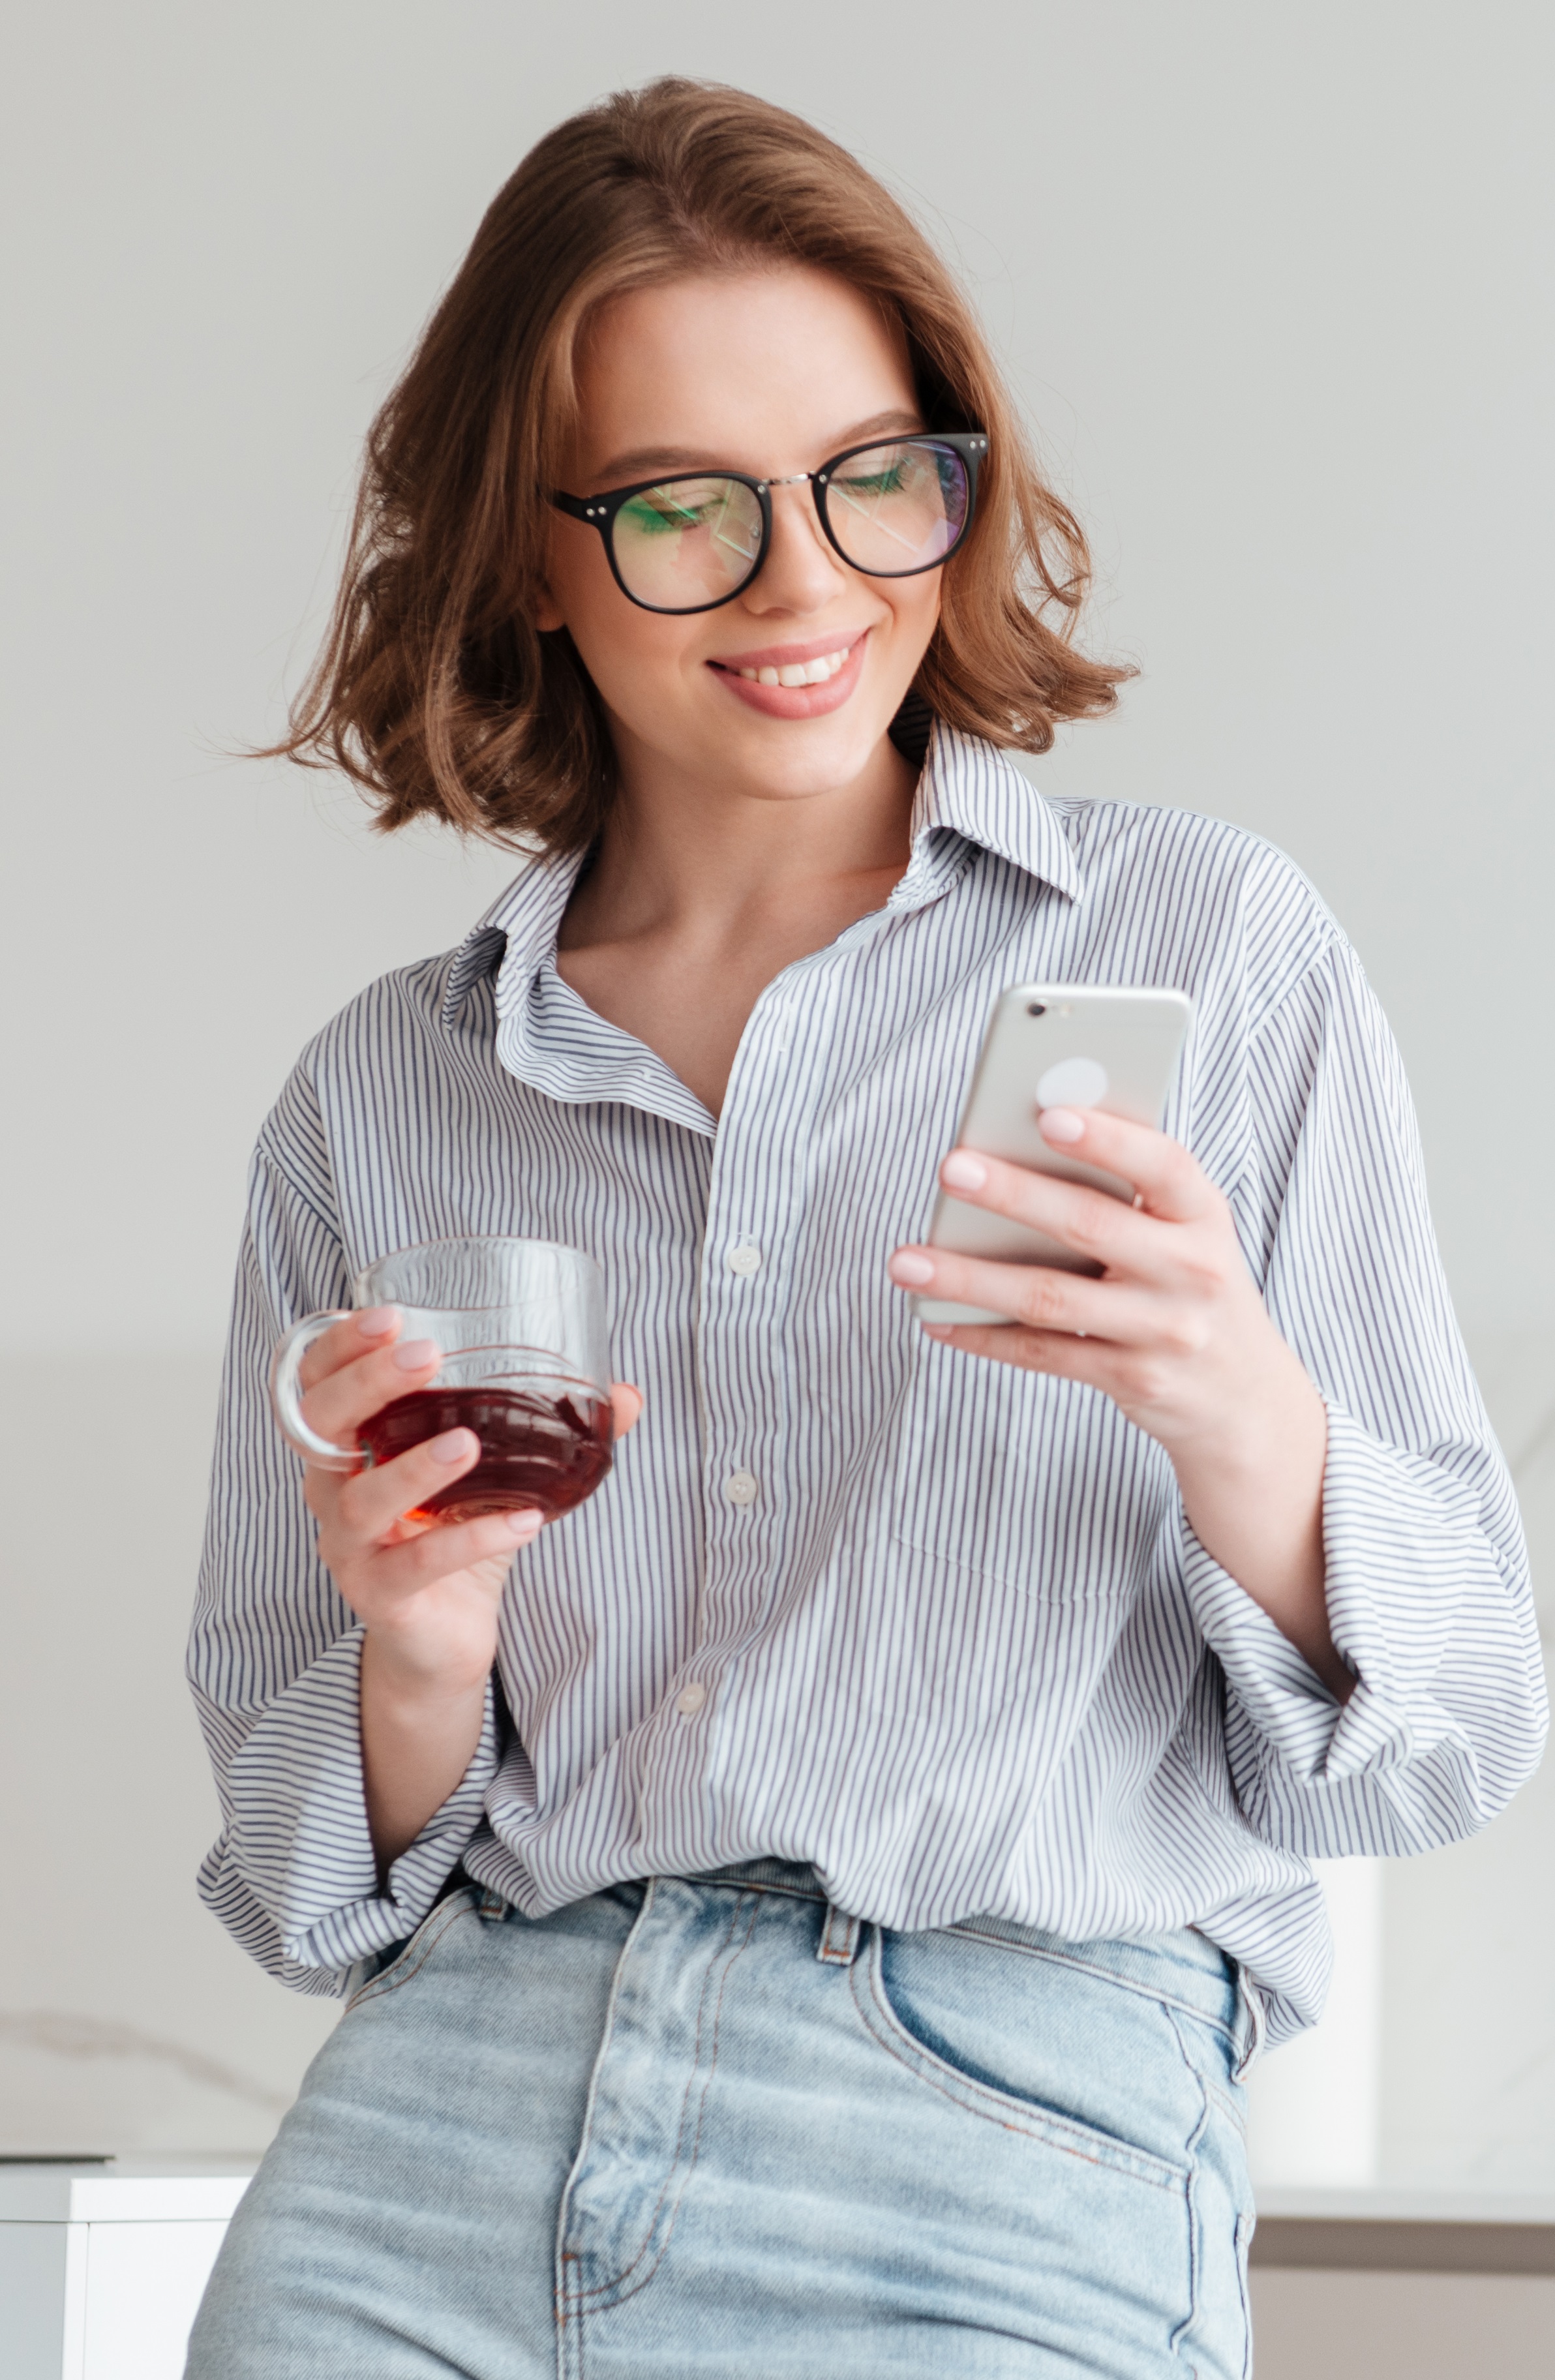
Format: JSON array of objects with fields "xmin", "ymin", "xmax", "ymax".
[{"xmin": 278, "ymin": 78, "xmax": 1128, "ymax": 854}]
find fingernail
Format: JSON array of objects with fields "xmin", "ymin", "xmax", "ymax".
[
  {"xmin": 889, "ymin": 1250, "xmax": 935, "ymax": 1287},
  {"xmin": 1038, "ymin": 1106, "xmax": 1085, "ymax": 1145},
  {"xmin": 356, "ymin": 1307, "xmax": 399, "ymax": 1339},
  {"xmin": 941, "ymin": 1150, "xmax": 988, "ymax": 1191},
  {"xmin": 920, "ymin": 1321, "xmax": 952, "ymax": 1340},
  {"xmin": 430, "ymin": 1429, "xmax": 476, "ymax": 1462},
  {"xmin": 505, "ymin": 1508, "xmax": 543, "ymax": 1538},
  {"xmin": 393, "ymin": 1337, "xmax": 440, "ymax": 1371}
]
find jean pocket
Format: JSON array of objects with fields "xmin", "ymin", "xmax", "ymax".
[
  {"xmin": 346, "ymin": 1884, "xmax": 479, "ymax": 2012},
  {"xmin": 851, "ymin": 1927, "xmax": 1189, "ymax": 2190}
]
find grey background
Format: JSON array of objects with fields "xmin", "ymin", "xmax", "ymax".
[{"xmin": 2, "ymin": 1, "xmax": 1552, "ymax": 2190}]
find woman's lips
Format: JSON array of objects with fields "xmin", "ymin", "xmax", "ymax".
[{"xmin": 708, "ymin": 630, "xmax": 869, "ymax": 719}]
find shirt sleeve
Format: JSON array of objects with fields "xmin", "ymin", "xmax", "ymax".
[
  {"xmin": 188, "ymin": 1104, "xmax": 502, "ymax": 1995},
  {"xmin": 1178, "ymin": 933, "xmax": 1547, "ymax": 1856}
]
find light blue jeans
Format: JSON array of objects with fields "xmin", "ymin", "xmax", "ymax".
[{"xmin": 187, "ymin": 1863, "xmax": 1256, "ymax": 2377}]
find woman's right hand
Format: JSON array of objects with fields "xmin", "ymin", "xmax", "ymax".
[
  {"xmin": 294, "ymin": 1305, "xmax": 642, "ymax": 1873},
  {"xmin": 295, "ymin": 1306, "xmax": 541, "ymax": 1698}
]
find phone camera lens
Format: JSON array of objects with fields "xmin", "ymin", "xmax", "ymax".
[{"xmin": 1027, "ymin": 1002, "xmax": 1047, "ymax": 1017}]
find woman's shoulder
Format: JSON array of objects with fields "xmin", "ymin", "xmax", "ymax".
[
  {"xmin": 1048, "ymin": 788, "xmax": 1330, "ymax": 909},
  {"xmin": 299, "ymin": 944, "xmax": 479, "ymax": 1072},
  {"xmin": 256, "ymin": 942, "xmax": 495, "ymax": 1172},
  {"xmin": 1041, "ymin": 789, "xmax": 1348, "ymax": 1028}
]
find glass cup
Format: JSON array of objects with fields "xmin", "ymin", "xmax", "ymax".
[{"xmin": 269, "ymin": 1237, "xmax": 614, "ymax": 1525}]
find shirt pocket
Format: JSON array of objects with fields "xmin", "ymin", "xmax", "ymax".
[{"xmin": 888, "ymin": 1342, "xmax": 1158, "ymax": 1600}]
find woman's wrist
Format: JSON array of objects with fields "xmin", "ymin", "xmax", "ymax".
[
  {"xmin": 359, "ymin": 1633, "xmax": 491, "ymax": 1876},
  {"xmin": 359, "ymin": 1612, "xmax": 497, "ymax": 1708},
  {"xmin": 1167, "ymin": 1347, "xmax": 1327, "ymax": 1498}
]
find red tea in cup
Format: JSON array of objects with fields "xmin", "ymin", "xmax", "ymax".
[{"xmin": 357, "ymin": 1382, "xmax": 613, "ymax": 1524}]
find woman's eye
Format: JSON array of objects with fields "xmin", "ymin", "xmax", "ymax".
[
  {"xmin": 621, "ymin": 483, "xmax": 735, "ymax": 535},
  {"xmin": 622, "ymin": 498, "xmax": 701, "ymax": 535},
  {"xmin": 837, "ymin": 465, "xmax": 909, "ymax": 497}
]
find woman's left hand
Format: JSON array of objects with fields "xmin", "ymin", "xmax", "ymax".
[{"xmin": 887, "ymin": 1104, "xmax": 1351, "ymax": 1699}]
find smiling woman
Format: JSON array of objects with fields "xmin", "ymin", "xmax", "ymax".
[{"xmin": 187, "ymin": 70, "xmax": 1544, "ymax": 2380}]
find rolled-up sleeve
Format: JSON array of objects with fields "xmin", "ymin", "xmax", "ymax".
[
  {"xmin": 189, "ymin": 1094, "xmax": 500, "ymax": 1993},
  {"xmin": 1180, "ymin": 935, "xmax": 1546, "ymax": 1856}
]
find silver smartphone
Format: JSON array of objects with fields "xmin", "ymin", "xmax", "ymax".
[{"xmin": 916, "ymin": 982, "xmax": 1194, "ymax": 1326}]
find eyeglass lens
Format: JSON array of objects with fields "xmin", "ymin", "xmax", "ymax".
[
  {"xmin": 609, "ymin": 440, "xmax": 970, "ymax": 612},
  {"xmin": 612, "ymin": 478, "xmax": 764, "ymax": 612}
]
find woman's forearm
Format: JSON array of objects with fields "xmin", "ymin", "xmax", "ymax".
[
  {"xmin": 1171, "ymin": 1353, "xmax": 1351, "ymax": 1702},
  {"xmin": 360, "ymin": 1630, "xmax": 489, "ymax": 1879}
]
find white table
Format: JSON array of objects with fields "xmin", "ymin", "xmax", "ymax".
[{"xmin": 0, "ymin": 2159, "xmax": 256, "ymax": 2380}]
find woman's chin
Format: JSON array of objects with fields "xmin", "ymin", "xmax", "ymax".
[
  {"xmin": 707, "ymin": 712, "xmax": 906, "ymax": 802},
  {"xmin": 606, "ymin": 669, "xmax": 918, "ymax": 804}
]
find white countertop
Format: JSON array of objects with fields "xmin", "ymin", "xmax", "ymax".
[
  {"xmin": 0, "ymin": 2156, "xmax": 258, "ymax": 2222},
  {"xmin": 1255, "ymin": 2188, "xmax": 1555, "ymax": 2225}
]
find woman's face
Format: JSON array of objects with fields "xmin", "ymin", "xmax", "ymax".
[{"xmin": 538, "ymin": 266, "xmax": 943, "ymax": 806}]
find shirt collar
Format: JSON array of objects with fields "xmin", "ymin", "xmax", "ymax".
[
  {"xmin": 439, "ymin": 844, "xmax": 586, "ymax": 1031},
  {"xmin": 896, "ymin": 721, "xmax": 1085, "ymax": 906},
  {"xmin": 439, "ymin": 722, "xmax": 1083, "ymax": 1030}
]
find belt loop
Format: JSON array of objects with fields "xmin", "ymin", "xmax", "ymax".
[
  {"xmin": 452, "ymin": 1861, "xmax": 508, "ymax": 1923},
  {"xmin": 1231, "ymin": 1964, "xmax": 1265, "ymax": 2082},
  {"xmin": 817, "ymin": 1901, "xmax": 863, "ymax": 1966}
]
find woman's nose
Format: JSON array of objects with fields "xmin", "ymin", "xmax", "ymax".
[{"xmin": 746, "ymin": 479, "xmax": 848, "ymax": 614}]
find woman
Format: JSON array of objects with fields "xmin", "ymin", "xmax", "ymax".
[{"xmin": 187, "ymin": 77, "xmax": 1544, "ymax": 2377}]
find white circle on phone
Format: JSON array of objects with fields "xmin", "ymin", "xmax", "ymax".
[{"xmin": 1035, "ymin": 1055, "xmax": 1108, "ymax": 1109}]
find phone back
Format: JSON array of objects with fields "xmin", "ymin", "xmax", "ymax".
[{"xmin": 920, "ymin": 983, "xmax": 1192, "ymax": 1323}]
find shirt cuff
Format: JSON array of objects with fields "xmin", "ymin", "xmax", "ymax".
[
  {"xmin": 1178, "ymin": 1400, "xmax": 1473, "ymax": 1785},
  {"xmin": 224, "ymin": 1623, "xmax": 502, "ymax": 1972}
]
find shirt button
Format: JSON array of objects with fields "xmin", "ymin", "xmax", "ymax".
[
  {"xmin": 727, "ymin": 1241, "xmax": 762, "ymax": 1276},
  {"xmin": 675, "ymin": 1682, "xmax": 708, "ymax": 1716},
  {"xmin": 724, "ymin": 1469, "xmax": 759, "ymax": 1507}
]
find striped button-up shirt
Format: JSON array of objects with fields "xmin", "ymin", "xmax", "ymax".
[{"xmin": 190, "ymin": 726, "xmax": 1545, "ymax": 2045}]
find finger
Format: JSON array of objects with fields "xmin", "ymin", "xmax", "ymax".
[
  {"xmin": 368, "ymin": 1503, "xmax": 546, "ymax": 1597},
  {"xmin": 888, "ymin": 1245, "xmax": 1129, "ymax": 1336},
  {"xmin": 297, "ymin": 1307, "xmax": 402, "ymax": 1393},
  {"xmin": 301, "ymin": 1335, "xmax": 444, "ymax": 1445},
  {"xmin": 936, "ymin": 1148, "xmax": 1163, "ymax": 1277},
  {"xmin": 335, "ymin": 1426, "xmax": 481, "ymax": 1541},
  {"xmin": 610, "ymin": 1382, "xmax": 644, "ymax": 1438},
  {"xmin": 920, "ymin": 1318, "xmax": 1126, "ymax": 1388},
  {"xmin": 1034, "ymin": 1107, "xmax": 1211, "ymax": 1224}
]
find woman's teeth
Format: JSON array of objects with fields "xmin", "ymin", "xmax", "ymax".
[{"xmin": 734, "ymin": 644, "xmax": 852, "ymax": 688}]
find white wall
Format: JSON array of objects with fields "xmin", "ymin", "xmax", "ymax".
[{"xmin": 2, "ymin": 1, "xmax": 1552, "ymax": 2165}]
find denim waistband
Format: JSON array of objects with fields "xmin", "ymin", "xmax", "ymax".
[
  {"xmin": 683, "ymin": 1858, "xmax": 1246, "ymax": 2054},
  {"xmin": 693, "ymin": 1858, "xmax": 839, "ymax": 1904}
]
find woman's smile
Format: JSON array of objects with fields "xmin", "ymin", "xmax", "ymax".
[{"xmin": 707, "ymin": 626, "xmax": 871, "ymax": 717}]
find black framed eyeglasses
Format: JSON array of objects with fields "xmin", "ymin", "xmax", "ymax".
[{"xmin": 551, "ymin": 432, "xmax": 988, "ymax": 616}]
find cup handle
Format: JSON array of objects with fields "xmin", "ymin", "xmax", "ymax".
[{"xmin": 269, "ymin": 1311, "xmax": 362, "ymax": 1470}]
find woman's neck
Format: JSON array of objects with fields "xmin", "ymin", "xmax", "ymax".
[{"xmin": 554, "ymin": 729, "xmax": 917, "ymax": 1115}]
